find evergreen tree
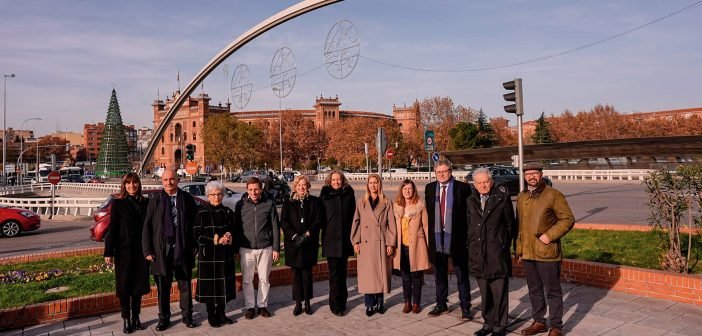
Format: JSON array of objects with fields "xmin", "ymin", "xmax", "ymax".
[
  {"xmin": 95, "ymin": 89, "xmax": 130, "ymax": 177},
  {"xmin": 475, "ymin": 108, "xmax": 496, "ymax": 147},
  {"xmin": 532, "ymin": 111, "xmax": 555, "ymax": 144},
  {"xmin": 448, "ymin": 121, "xmax": 479, "ymax": 150}
]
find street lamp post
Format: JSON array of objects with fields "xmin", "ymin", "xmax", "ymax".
[
  {"xmin": 3, "ymin": 73, "xmax": 16, "ymax": 185},
  {"xmin": 19, "ymin": 117, "xmax": 41, "ymax": 184}
]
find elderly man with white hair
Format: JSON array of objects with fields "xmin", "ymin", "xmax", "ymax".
[{"xmin": 467, "ymin": 168, "xmax": 516, "ymax": 336}]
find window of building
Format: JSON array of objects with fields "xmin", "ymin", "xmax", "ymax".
[
  {"xmin": 161, "ymin": 147, "xmax": 164, "ymax": 155},
  {"xmin": 170, "ymin": 133, "xmax": 173, "ymax": 142},
  {"xmin": 192, "ymin": 121, "xmax": 196, "ymax": 128},
  {"xmin": 193, "ymin": 133, "xmax": 196, "ymax": 140},
  {"xmin": 183, "ymin": 132, "xmax": 187, "ymax": 141}
]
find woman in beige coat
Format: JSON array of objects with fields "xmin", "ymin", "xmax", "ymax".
[
  {"xmin": 351, "ymin": 174, "xmax": 397, "ymax": 317},
  {"xmin": 392, "ymin": 179, "xmax": 430, "ymax": 314}
]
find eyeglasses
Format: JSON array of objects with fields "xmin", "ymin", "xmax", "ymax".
[
  {"xmin": 207, "ymin": 193, "xmax": 224, "ymax": 197},
  {"xmin": 435, "ymin": 170, "xmax": 450, "ymax": 174},
  {"xmin": 524, "ymin": 172, "xmax": 542, "ymax": 176}
]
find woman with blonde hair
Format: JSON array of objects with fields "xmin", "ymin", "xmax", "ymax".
[
  {"xmin": 351, "ymin": 174, "xmax": 397, "ymax": 317},
  {"xmin": 392, "ymin": 179, "xmax": 430, "ymax": 314},
  {"xmin": 281, "ymin": 175, "xmax": 322, "ymax": 315}
]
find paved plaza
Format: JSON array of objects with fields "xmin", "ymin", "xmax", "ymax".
[{"xmin": 3, "ymin": 274, "xmax": 702, "ymax": 336}]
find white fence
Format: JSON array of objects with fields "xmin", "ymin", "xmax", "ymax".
[{"xmin": 318, "ymin": 169, "xmax": 652, "ymax": 182}]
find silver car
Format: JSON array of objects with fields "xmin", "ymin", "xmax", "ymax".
[{"xmin": 179, "ymin": 182, "xmax": 241, "ymax": 210}]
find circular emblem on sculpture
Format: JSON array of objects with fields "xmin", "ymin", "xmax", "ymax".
[
  {"xmin": 270, "ymin": 47, "xmax": 297, "ymax": 98},
  {"xmin": 324, "ymin": 19, "xmax": 360, "ymax": 79},
  {"xmin": 230, "ymin": 64, "xmax": 253, "ymax": 109}
]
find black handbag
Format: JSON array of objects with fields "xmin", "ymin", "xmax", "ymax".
[{"xmin": 291, "ymin": 233, "xmax": 307, "ymax": 247}]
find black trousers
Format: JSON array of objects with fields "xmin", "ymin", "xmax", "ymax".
[
  {"xmin": 433, "ymin": 252, "xmax": 470, "ymax": 309},
  {"xmin": 327, "ymin": 257, "xmax": 349, "ymax": 310},
  {"xmin": 400, "ymin": 245, "xmax": 423, "ymax": 304},
  {"xmin": 154, "ymin": 253, "xmax": 193, "ymax": 321},
  {"xmin": 476, "ymin": 278, "xmax": 509, "ymax": 333},
  {"xmin": 118, "ymin": 295, "xmax": 142, "ymax": 319},
  {"xmin": 292, "ymin": 266, "xmax": 313, "ymax": 301},
  {"xmin": 523, "ymin": 260, "xmax": 563, "ymax": 329}
]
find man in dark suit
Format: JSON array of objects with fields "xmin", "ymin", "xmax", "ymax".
[
  {"xmin": 143, "ymin": 169, "xmax": 199, "ymax": 331},
  {"xmin": 425, "ymin": 159, "xmax": 472, "ymax": 319}
]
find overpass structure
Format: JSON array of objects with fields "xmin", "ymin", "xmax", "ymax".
[{"xmin": 443, "ymin": 135, "xmax": 702, "ymax": 169}]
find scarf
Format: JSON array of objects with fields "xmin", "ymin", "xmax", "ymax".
[
  {"xmin": 434, "ymin": 178, "xmax": 454, "ymax": 255},
  {"xmin": 161, "ymin": 190, "xmax": 185, "ymax": 266}
]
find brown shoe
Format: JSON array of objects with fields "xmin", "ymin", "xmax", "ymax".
[
  {"xmin": 547, "ymin": 328, "xmax": 563, "ymax": 336},
  {"xmin": 259, "ymin": 307, "xmax": 271, "ymax": 318},
  {"xmin": 521, "ymin": 321, "xmax": 548, "ymax": 335},
  {"xmin": 402, "ymin": 302, "xmax": 411, "ymax": 314},
  {"xmin": 412, "ymin": 304, "xmax": 421, "ymax": 314},
  {"xmin": 244, "ymin": 308, "xmax": 256, "ymax": 320}
]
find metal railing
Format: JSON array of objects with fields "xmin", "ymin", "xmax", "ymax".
[
  {"xmin": 0, "ymin": 196, "xmax": 105, "ymax": 216},
  {"xmin": 317, "ymin": 169, "xmax": 652, "ymax": 182}
]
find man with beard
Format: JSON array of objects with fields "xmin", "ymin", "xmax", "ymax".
[{"xmin": 516, "ymin": 163, "xmax": 574, "ymax": 336}]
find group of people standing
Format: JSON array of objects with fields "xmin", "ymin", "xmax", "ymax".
[{"xmin": 103, "ymin": 159, "xmax": 574, "ymax": 336}]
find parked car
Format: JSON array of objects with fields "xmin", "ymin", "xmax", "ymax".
[
  {"xmin": 64, "ymin": 175, "xmax": 84, "ymax": 183},
  {"xmin": 90, "ymin": 184, "xmax": 241, "ymax": 242},
  {"xmin": 0, "ymin": 205, "xmax": 41, "ymax": 238},
  {"xmin": 465, "ymin": 166, "xmax": 553, "ymax": 196},
  {"xmin": 87, "ymin": 177, "xmax": 105, "ymax": 183},
  {"xmin": 281, "ymin": 171, "xmax": 294, "ymax": 182}
]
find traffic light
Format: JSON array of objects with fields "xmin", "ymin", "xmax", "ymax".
[
  {"xmin": 503, "ymin": 78, "xmax": 523, "ymax": 116},
  {"xmin": 185, "ymin": 144, "xmax": 194, "ymax": 161}
]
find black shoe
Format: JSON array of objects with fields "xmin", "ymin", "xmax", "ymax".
[
  {"xmin": 334, "ymin": 308, "xmax": 345, "ymax": 316},
  {"xmin": 130, "ymin": 315, "xmax": 143, "ymax": 331},
  {"xmin": 375, "ymin": 302, "xmax": 385, "ymax": 314},
  {"xmin": 259, "ymin": 307, "xmax": 271, "ymax": 318},
  {"xmin": 183, "ymin": 316, "xmax": 198, "ymax": 328},
  {"xmin": 208, "ymin": 316, "xmax": 222, "ymax": 328},
  {"xmin": 244, "ymin": 308, "xmax": 256, "ymax": 319},
  {"xmin": 474, "ymin": 330, "xmax": 491, "ymax": 336},
  {"xmin": 218, "ymin": 312, "xmax": 233, "ymax": 324},
  {"xmin": 427, "ymin": 305, "xmax": 448, "ymax": 317},
  {"xmin": 155, "ymin": 319, "xmax": 170, "ymax": 331},
  {"xmin": 461, "ymin": 307, "xmax": 473, "ymax": 320},
  {"xmin": 365, "ymin": 306, "xmax": 376, "ymax": 317},
  {"xmin": 293, "ymin": 302, "xmax": 303, "ymax": 316},
  {"xmin": 122, "ymin": 318, "xmax": 134, "ymax": 334},
  {"xmin": 304, "ymin": 300, "xmax": 312, "ymax": 315}
]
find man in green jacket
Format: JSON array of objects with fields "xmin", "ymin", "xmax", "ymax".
[{"xmin": 516, "ymin": 162, "xmax": 574, "ymax": 336}]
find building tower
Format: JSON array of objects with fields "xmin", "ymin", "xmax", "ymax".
[{"xmin": 95, "ymin": 89, "xmax": 130, "ymax": 177}]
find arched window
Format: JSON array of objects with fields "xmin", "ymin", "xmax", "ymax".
[
  {"xmin": 161, "ymin": 147, "xmax": 164, "ymax": 155},
  {"xmin": 183, "ymin": 132, "xmax": 187, "ymax": 141},
  {"xmin": 192, "ymin": 121, "xmax": 196, "ymax": 128},
  {"xmin": 170, "ymin": 133, "xmax": 173, "ymax": 142},
  {"xmin": 174, "ymin": 124, "xmax": 182, "ymax": 142},
  {"xmin": 193, "ymin": 133, "xmax": 196, "ymax": 140}
]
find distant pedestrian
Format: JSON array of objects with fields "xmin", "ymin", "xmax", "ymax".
[
  {"xmin": 392, "ymin": 179, "xmax": 430, "ymax": 314},
  {"xmin": 351, "ymin": 174, "xmax": 397, "ymax": 317},
  {"xmin": 516, "ymin": 162, "xmax": 574, "ymax": 336},
  {"xmin": 193, "ymin": 181, "xmax": 236, "ymax": 328},
  {"xmin": 142, "ymin": 169, "xmax": 199, "ymax": 331},
  {"xmin": 234, "ymin": 177, "xmax": 280, "ymax": 319},
  {"xmin": 103, "ymin": 173, "xmax": 150, "ymax": 334},
  {"xmin": 425, "ymin": 160, "xmax": 472, "ymax": 319},
  {"xmin": 467, "ymin": 168, "xmax": 516, "ymax": 336},
  {"xmin": 281, "ymin": 175, "xmax": 322, "ymax": 316},
  {"xmin": 319, "ymin": 170, "xmax": 355, "ymax": 316}
]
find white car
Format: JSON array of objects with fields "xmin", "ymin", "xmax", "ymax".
[{"xmin": 178, "ymin": 182, "xmax": 241, "ymax": 210}]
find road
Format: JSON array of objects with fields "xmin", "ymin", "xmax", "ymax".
[{"xmin": 0, "ymin": 181, "xmax": 650, "ymax": 258}]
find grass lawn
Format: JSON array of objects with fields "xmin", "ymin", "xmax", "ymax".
[
  {"xmin": 561, "ymin": 229, "xmax": 702, "ymax": 273},
  {"xmin": 0, "ymin": 230, "xmax": 699, "ymax": 309}
]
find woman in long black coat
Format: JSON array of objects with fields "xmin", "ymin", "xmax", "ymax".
[
  {"xmin": 193, "ymin": 181, "xmax": 237, "ymax": 328},
  {"xmin": 319, "ymin": 169, "xmax": 355, "ymax": 316},
  {"xmin": 104, "ymin": 172, "xmax": 150, "ymax": 334},
  {"xmin": 281, "ymin": 175, "xmax": 322, "ymax": 316}
]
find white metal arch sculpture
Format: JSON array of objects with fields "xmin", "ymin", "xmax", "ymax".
[{"xmin": 139, "ymin": 0, "xmax": 343, "ymax": 174}]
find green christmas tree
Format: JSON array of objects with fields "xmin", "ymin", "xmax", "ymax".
[
  {"xmin": 531, "ymin": 112, "xmax": 555, "ymax": 144},
  {"xmin": 475, "ymin": 108, "xmax": 496, "ymax": 148},
  {"xmin": 95, "ymin": 89, "xmax": 130, "ymax": 177}
]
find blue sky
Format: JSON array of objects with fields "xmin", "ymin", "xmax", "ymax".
[{"xmin": 1, "ymin": 0, "xmax": 700, "ymax": 135}]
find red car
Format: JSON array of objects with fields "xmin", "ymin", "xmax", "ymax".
[
  {"xmin": 0, "ymin": 205, "xmax": 41, "ymax": 238},
  {"xmin": 90, "ymin": 190, "xmax": 208, "ymax": 242}
]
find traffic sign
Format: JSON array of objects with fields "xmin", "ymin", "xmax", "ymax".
[
  {"xmin": 386, "ymin": 149, "xmax": 394, "ymax": 158},
  {"xmin": 48, "ymin": 171, "xmax": 61, "ymax": 185},
  {"xmin": 424, "ymin": 130, "xmax": 435, "ymax": 152},
  {"xmin": 432, "ymin": 152, "xmax": 440, "ymax": 162},
  {"xmin": 185, "ymin": 162, "xmax": 198, "ymax": 176}
]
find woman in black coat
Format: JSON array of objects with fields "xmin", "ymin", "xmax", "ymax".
[
  {"xmin": 281, "ymin": 175, "xmax": 322, "ymax": 316},
  {"xmin": 193, "ymin": 181, "xmax": 237, "ymax": 328},
  {"xmin": 319, "ymin": 169, "xmax": 355, "ymax": 316},
  {"xmin": 104, "ymin": 173, "xmax": 150, "ymax": 334}
]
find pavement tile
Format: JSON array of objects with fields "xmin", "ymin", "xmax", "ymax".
[
  {"xmin": 563, "ymin": 313, "xmax": 625, "ymax": 335},
  {"xmin": 635, "ymin": 316, "xmax": 689, "ymax": 333},
  {"xmin": 633, "ymin": 306, "xmax": 683, "ymax": 320},
  {"xmin": 666, "ymin": 302, "xmax": 702, "ymax": 317},
  {"xmin": 602, "ymin": 323, "xmax": 667, "ymax": 336},
  {"xmin": 633, "ymin": 297, "xmax": 676, "ymax": 310},
  {"xmin": 394, "ymin": 320, "xmax": 444, "ymax": 336},
  {"xmin": 23, "ymin": 323, "xmax": 62, "ymax": 336}
]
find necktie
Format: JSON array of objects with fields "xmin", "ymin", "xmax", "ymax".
[
  {"xmin": 439, "ymin": 185, "xmax": 446, "ymax": 230},
  {"xmin": 481, "ymin": 195, "xmax": 488, "ymax": 211},
  {"xmin": 170, "ymin": 196, "xmax": 178, "ymax": 228}
]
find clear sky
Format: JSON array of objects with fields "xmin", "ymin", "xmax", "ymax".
[{"xmin": 1, "ymin": 0, "xmax": 700, "ymax": 136}]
